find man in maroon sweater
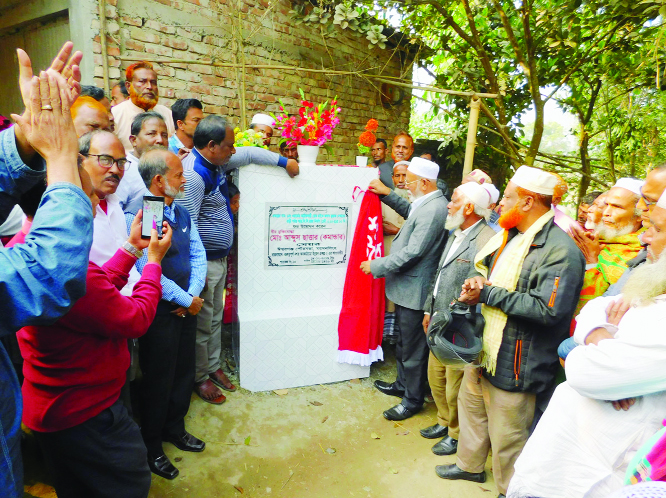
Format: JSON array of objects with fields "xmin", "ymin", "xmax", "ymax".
[{"xmin": 17, "ymin": 181, "xmax": 173, "ymax": 498}]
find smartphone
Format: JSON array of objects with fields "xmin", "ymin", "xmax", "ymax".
[{"xmin": 141, "ymin": 195, "xmax": 165, "ymax": 239}]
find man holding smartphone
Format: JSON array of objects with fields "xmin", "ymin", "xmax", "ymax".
[{"xmin": 125, "ymin": 148, "xmax": 207, "ymax": 479}]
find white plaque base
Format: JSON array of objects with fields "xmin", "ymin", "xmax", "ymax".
[{"xmin": 238, "ymin": 164, "xmax": 378, "ymax": 392}]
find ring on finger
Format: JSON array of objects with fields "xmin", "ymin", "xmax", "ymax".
[{"xmin": 41, "ymin": 105, "xmax": 53, "ymax": 111}]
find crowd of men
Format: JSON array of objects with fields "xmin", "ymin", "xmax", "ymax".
[{"xmin": 0, "ymin": 41, "xmax": 665, "ymax": 498}]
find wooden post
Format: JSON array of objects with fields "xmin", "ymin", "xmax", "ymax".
[
  {"xmin": 98, "ymin": 0, "xmax": 110, "ymax": 95},
  {"xmin": 462, "ymin": 97, "xmax": 481, "ymax": 179}
]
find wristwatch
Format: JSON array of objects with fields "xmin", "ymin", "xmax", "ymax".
[{"xmin": 122, "ymin": 241, "xmax": 144, "ymax": 259}]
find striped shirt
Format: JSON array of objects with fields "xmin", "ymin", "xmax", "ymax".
[
  {"xmin": 124, "ymin": 197, "xmax": 206, "ymax": 307},
  {"xmin": 177, "ymin": 148, "xmax": 233, "ymax": 260}
]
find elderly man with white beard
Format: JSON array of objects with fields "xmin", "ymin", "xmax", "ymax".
[
  {"xmin": 419, "ymin": 182, "xmax": 497, "ymax": 457},
  {"xmin": 570, "ymin": 178, "xmax": 645, "ymax": 317},
  {"xmin": 507, "ymin": 189, "xmax": 666, "ymax": 498}
]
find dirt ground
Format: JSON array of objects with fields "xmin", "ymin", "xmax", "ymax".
[{"xmin": 146, "ymin": 347, "xmax": 497, "ymax": 498}]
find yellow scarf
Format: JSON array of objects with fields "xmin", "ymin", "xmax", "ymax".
[{"xmin": 473, "ymin": 210, "xmax": 555, "ymax": 375}]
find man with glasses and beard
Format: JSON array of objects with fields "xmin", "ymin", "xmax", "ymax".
[
  {"xmin": 507, "ymin": 188, "xmax": 666, "ymax": 498},
  {"xmin": 419, "ymin": 182, "xmax": 496, "ymax": 459},
  {"xmin": 437, "ymin": 166, "xmax": 584, "ymax": 498},
  {"xmin": 112, "ymin": 62, "xmax": 175, "ymax": 152}
]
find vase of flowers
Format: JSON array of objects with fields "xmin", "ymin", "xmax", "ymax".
[
  {"xmin": 357, "ymin": 119, "xmax": 378, "ymax": 167},
  {"xmin": 273, "ymin": 89, "xmax": 341, "ymax": 167}
]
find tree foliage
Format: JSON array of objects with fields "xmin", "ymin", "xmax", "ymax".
[{"xmin": 292, "ymin": 0, "xmax": 665, "ymax": 197}]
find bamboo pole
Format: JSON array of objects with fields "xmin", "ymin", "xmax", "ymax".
[
  {"xmin": 116, "ymin": 56, "xmax": 499, "ymax": 98},
  {"xmin": 462, "ymin": 97, "xmax": 481, "ymax": 178},
  {"xmin": 372, "ymin": 77, "xmax": 499, "ymax": 99},
  {"xmin": 98, "ymin": 0, "xmax": 110, "ymax": 95}
]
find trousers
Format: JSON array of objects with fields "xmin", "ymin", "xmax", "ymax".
[
  {"xmin": 456, "ymin": 367, "xmax": 536, "ymax": 495},
  {"xmin": 34, "ymin": 399, "xmax": 151, "ymax": 498},
  {"xmin": 393, "ymin": 304, "xmax": 429, "ymax": 410},
  {"xmin": 196, "ymin": 257, "xmax": 227, "ymax": 383},
  {"xmin": 427, "ymin": 351, "xmax": 465, "ymax": 439},
  {"xmin": 138, "ymin": 301, "xmax": 196, "ymax": 455}
]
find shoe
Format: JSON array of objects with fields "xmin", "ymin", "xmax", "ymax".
[
  {"xmin": 383, "ymin": 403, "xmax": 420, "ymax": 421},
  {"xmin": 164, "ymin": 431, "xmax": 205, "ymax": 452},
  {"xmin": 498, "ymin": 494, "xmax": 506, "ymax": 498},
  {"xmin": 374, "ymin": 380, "xmax": 405, "ymax": 398},
  {"xmin": 435, "ymin": 463, "xmax": 486, "ymax": 483},
  {"xmin": 148, "ymin": 453, "xmax": 179, "ymax": 480},
  {"xmin": 194, "ymin": 379, "xmax": 226, "ymax": 404},
  {"xmin": 209, "ymin": 369, "xmax": 236, "ymax": 391},
  {"xmin": 432, "ymin": 435, "xmax": 458, "ymax": 455},
  {"xmin": 420, "ymin": 424, "xmax": 448, "ymax": 439}
]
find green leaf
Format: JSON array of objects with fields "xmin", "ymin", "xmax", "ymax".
[{"xmin": 244, "ymin": 436, "xmax": 251, "ymax": 446}]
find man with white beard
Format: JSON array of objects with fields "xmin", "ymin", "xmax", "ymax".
[
  {"xmin": 364, "ymin": 157, "xmax": 449, "ymax": 421},
  {"xmin": 419, "ymin": 182, "xmax": 496, "ymax": 457},
  {"xmin": 571, "ymin": 179, "xmax": 645, "ymax": 316},
  {"xmin": 125, "ymin": 148, "xmax": 207, "ymax": 479},
  {"xmin": 507, "ymin": 189, "xmax": 666, "ymax": 498}
]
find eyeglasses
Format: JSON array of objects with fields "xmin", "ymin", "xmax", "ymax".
[{"xmin": 84, "ymin": 154, "xmax": 128, "ymax": 171}]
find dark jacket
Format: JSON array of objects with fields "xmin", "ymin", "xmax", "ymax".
[{"xmin": 474, "ymin": 219, "xmax": 585, "ymax": 394}]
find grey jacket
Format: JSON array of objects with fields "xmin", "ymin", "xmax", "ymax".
[
  {"xmin": 424, "ymin": 220, "xmax": 496, "ymax": 316},
  {"xmin": 223, "ymin": 146, "xmax": 286, "ymax": 173},
  {"xmin": 371, "ymin": 190, "xmax": 449, "ymax": 310}
]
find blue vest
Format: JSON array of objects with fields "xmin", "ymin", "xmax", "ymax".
[{"xmin": 160, "ymin": 203, "xmax": 192, "ymax": 293}]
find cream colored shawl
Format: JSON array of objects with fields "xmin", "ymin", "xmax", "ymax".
[{"xmin": 473, "ymin": 210, "xmax": 554, "ymax": 375}]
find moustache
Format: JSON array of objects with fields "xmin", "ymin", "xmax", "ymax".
[{"xmin": 105, "ymin": 174, "xmax": 120, "ymax": 183}]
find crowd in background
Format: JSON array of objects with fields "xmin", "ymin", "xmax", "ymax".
[{"xmin": 1, "ymin": 41, "xmax": 665, "ymax": 498}]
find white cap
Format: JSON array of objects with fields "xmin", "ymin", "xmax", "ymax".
[
  {"xmin": 250, "ymin": 113, "xmax": 275, "ymax": 128},
  {"xmin": 393, "ymin": 160, "xmax": 410, "ymax": 170},
  {"xmin": 612, "ymin": 178, "xmax": 644, "ymax": 197},
  {"xmin": 511, "ymin": 165, "xmax": 558, "ymax": 196},
  {"xmin": 657, "ymin": 189, "xmax": 666, "ymax": 210},
  {"xmin": 482, "ymin": 183, "xmax": 500, "ymax": 204},
  {"xmin": 456, "ymin": 182, "xmax": 492, "ymax": 209},
  {"xmin": 407, "ymin": 157, "xmax": 439, "ymax": 180}
]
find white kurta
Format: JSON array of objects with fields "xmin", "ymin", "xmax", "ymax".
[
  {"xmin": 111, "ymin": 99, "xmax": 174, "ymax": 153},
  {"xmin": 508, "ymin": 294, "xmax": 666, "ymax": 498}
]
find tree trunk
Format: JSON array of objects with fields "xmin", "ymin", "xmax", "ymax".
[{"xmin": 527, "ymin": 99, "xmax": 545, "ymax": 166}]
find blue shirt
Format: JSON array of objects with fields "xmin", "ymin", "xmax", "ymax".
[
  {"xmin": 125, "ymin": 193, "xmax": 206, "ymax": 307},
  {"xmin": 177, "ymin": 148, "xmax": 234, "ymax": 260},
  {"xmin": 168, "ymin": 134, "xmax": 185, "ymax": 155},
  {"xmin": 0, "ymin": 128, "xmax": 93, "ymax": 497}
]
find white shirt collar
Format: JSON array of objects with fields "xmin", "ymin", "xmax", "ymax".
[
  {"xmin": 453, "ymin": 219, "xmax": 482, "ymax": 238},
  {"xmin": 409, "ymin": 190, "xmax": 439, "ymax": 218}
]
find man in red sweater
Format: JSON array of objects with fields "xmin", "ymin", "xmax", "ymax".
[{"xmin": 17, "ymin": 186, "xmax": 173, "ymax": 498}]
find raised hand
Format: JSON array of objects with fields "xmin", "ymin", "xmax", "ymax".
[{"xmin": 12, "ymin": 71, "xmax": 80, "ymax": 187}]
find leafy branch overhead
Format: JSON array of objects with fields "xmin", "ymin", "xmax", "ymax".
[{"xmin": 290, "ymin": 0, "xmax": 666, "ymax": 200}]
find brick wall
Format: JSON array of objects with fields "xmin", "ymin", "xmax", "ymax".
[{"xmin": 90, "ymin": 0, "xmax": 412, "ymax": 164}]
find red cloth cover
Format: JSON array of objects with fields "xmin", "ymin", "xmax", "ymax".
[{"xmin": 338, "ymin": 191, "xmax": 385, "ymax": 366}]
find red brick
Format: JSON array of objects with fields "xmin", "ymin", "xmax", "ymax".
[
  {"xmin": 164, "ymin": 38, "xmax": 188, "ymax": 51},
  {"xmin": 129, "ymin": 27, "xmax": 160, "ymax": 44},
  {"xmin": 125, "ymin": 40, "xmax": 145, "ymax": 52}
]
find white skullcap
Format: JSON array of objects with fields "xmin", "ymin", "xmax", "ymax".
[
  {"xmin": 393, "ymin": 160, "xmax": 410, "ymax": 170},
  {"xmin": 250, "ymin": 113, "xmax": 275, "ymax": 128},
  {"xmin": 657, "ymin": 189, "xmax": 666, "ymax": 210},
  {"xmin": 408, "ymin": 157, "xmax": 439, "ymax": 180},
  {"xmin": 612, "ymin": 178, "xmax": 644, "ymax": 197},
  {"xmin": 456, "ymin": 182, "xmax": 492, "ymax": 209},
  {"xmin": 511, "ymin": 165, "xmax": 558, "ymax": 196},
  {"xmin": 482, "ymin": 183, "xmax": 500, "ymax": 204}
]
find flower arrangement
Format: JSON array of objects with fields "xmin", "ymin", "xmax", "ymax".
[
  {"xmin": 273, "ymin": 89, "xmax": 341, "ymax": 149},
  {"xmin": 233, "ymin": 128, "xmax": 268, "ymax": 149},
  {"xmin": 357, "ymin": 118, "xmax": 378, "ymax": 154}
]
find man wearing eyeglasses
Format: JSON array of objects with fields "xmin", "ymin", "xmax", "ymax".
[{"xmin": 79, "ymin": 130, "xmax": 132, "ymax": 271}]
